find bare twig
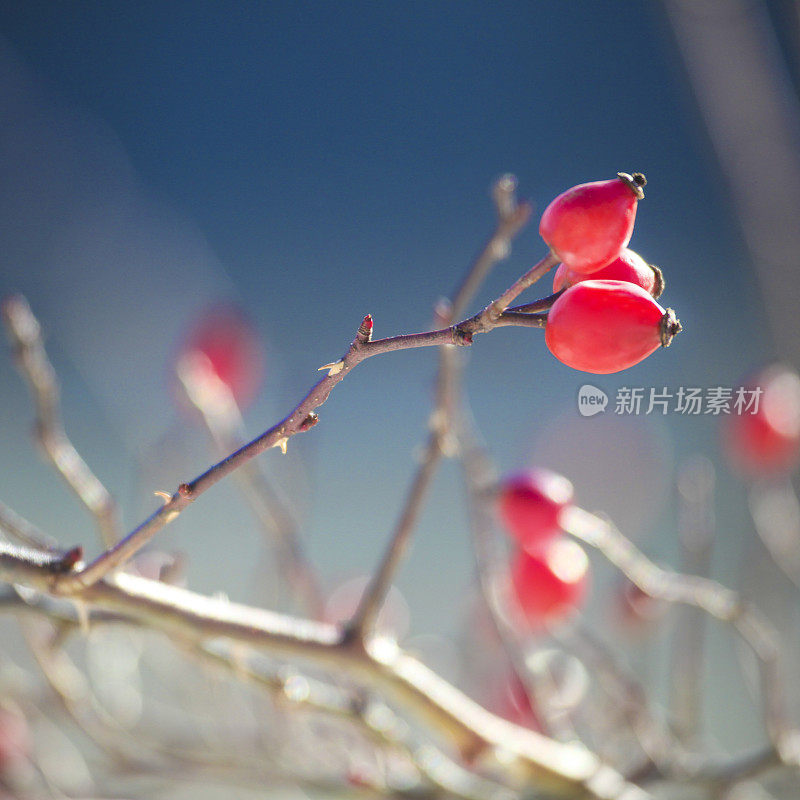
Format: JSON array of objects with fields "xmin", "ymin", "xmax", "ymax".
[
  {"xmin": 563, "ymin": 507, "xmax": 797, "ymax": 764},
  {"xmin": 1, "ymin": 295, "xmax": 121, "ymax": 549},
  {"xmin": 31, "ymin": 251, "xmax": 555, "ymax": 596},
  {"xmin": 347, "ymin": 179, "xmax": 548, "ymax": 640},
  {"xmin": 748, "ymin": 480, "xmax": 800, "ymax": 591},
  {"xmin": 0, "ymin": 500, "xmax": 59, "ymax": 551},
  {"xmin": 0, "ymin": 539, "xmax": 649, "ymax": 800},
  {"xmin": 670, "ymin": 456, "xmax": 716, "ymax": 745},
  {"xmin": 176, "ymin": 354, "xmax": 323, "ymax": 617}
]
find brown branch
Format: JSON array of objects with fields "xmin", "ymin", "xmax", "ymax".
[
  {"xmin": 1, "ymin": 295, "xmax": 121, "ymax": 549},
  {"xmin": 45, "ymin": 251, "xmax": 556, "ymax": 596},
  {"xmin": 0, "ymin": 539, "xmax": 650, "ymax": 800},
  {"xmin": 176, "ymin": 355, "xmax": 324, "ymax": 617},
  {"xmin": 347, "ymin": 182, "xmax": 551, "ymax": 640}
]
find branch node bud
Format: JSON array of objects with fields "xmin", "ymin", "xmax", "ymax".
[
  {"xmin": 178, "ymin": 483, "xmax": 194, "ymax": 499},
  {"xmin": 357, "ymin": 314, "xmax": 373, "ymax": 342},
  {"xmin": 299, "ymin": 412, "xmax": 319, "ymax": 431},
  {"xmin": 454, "ymin": 327, "xmax": 473, "ymax": 346},
  {"xmin": 58, "ymin": 546, "xmax": 83, "ymax": 572}
]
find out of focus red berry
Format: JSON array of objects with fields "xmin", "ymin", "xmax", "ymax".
[
  {"xmin": 497, "ymin": 469, "xmax": 573, "ymax": 551},
  {"xmin": 724, "ymin": 364, "xmax": 800, "ymax": 476},
  {"xmin": 510, "ymin": 539, "xmax": 589, "ymax": 629},
  {"xmin": 179, "ymin": 303, "xmax": 265, "ymax": 408}
]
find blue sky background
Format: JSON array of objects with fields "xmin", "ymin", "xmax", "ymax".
[{"xmin": 0, "ymin": 1, "xmax": 795, "ymax": 753}]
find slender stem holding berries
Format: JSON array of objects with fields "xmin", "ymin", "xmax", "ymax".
[
  {"xmin": 495, "ymin": 311, "xmax": 548, "ymax": 328},
  {"xmin": 28, "ymin": 281, "xmax": 556, "ymax": 596},
  {"xmin": 449, "ymin": 175, "xmax": 533, "ymax": 320},
  {"xmin": 471, "ymin": 251, "xmax": 559, "ymax": 330},
  {"xmin": 507, "ymin": 290, "xmax": 564, "ymax": 314},
  {"xmin": 1, "ymin": 295, "xmax": 121, "ymax": 549},
  {"xmin": 348, "ymin": 178, "xmax": 541, "ymax": 641}
]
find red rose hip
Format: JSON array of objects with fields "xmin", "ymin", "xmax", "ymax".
[
  {"xmin": 179, "ymin": 303, "xmax": 265, "ymax": 409},
  {"xmin": 539, "ymin": 172, "xmax": 646, "ymax": 274},
  {"xmin": 552, "ymin": 248, "xmax": 664, "ymax": 298},
  {"xmin": 545, "ymin": 280, "xmax": 681, "ymax": 374},
  {"xmin": 510, "ymin": 539, "xmax": 589, "ymax": 629},
  {"xmin": 724, "ymin": 364, "xmax": 800, "ymax": 476},
  {"xmin": 498, "ymin": 469, "xmax": 574, "ymax": 551}
]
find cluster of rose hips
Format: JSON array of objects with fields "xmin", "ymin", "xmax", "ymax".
[
  {"xmin": 538, "ymin": 172, "xmax": 682, "ymax": 374},
  {"xmin": 497, "ymin": 469, "xmax": 588, "ymax": 628}
]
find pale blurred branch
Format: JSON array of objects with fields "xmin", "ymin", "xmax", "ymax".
[{"xmin": 1, "ymin": 295, "xmax": 121, "ymax": 549}]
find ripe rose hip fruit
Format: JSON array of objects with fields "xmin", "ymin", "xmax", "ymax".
[
  {"xmin": 539, "ymin": 172, "xmax": 646, "ymax": 274},
  {"xmin": 498, "ymin": 469, "xmax": 574, "ymax": 551},
  {"xmin": 724, "ymin": 364, "xmax": 800, "ymax": 476},
  {"xmin": 552, "ymin": 248, "xmax": 664, "ymax": 298},
  {"xmin": 179, "ymin": 303, "xmax": 265, "ymax": 408},
  {"xmin": 545, "ymin": 279, "xmax": 681, "ymax": 374},
  {"xmin": 510, "ymin": 539, "xmax": 589, "ymax": 629}
]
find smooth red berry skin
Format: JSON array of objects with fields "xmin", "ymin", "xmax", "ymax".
[
  {"xmin": 552, "ymin": 248, "xmax": 663, "ymax": 298},
  {"xmin": 545, "ymin": 280, "xmax": 680, "ymax": 374},
  {"xmin": 510, "ymin": 539, "xmax": 589, "ymax": 629},
  {"xmin": 539, "ymin": 173, "xmax": 644, "ymax": 274},
  {"xmin": 724, "ymin": 364, "xmax": 800, "ymax": 476},
  {"xmin": 498, "ymin": 469, "xmax": 574, "ymax": 551},
  {"xmin": 181, "ymin": 303, "xmax": 265, "ymax": 408}
]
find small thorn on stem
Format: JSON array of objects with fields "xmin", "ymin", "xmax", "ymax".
[
  {"xmin": 154, "ymin": 490, "xmax": 172, "ymax": 503},
  {"xmin": 318, "ymin": 360, "xmax": 344, "ymax": 376}
]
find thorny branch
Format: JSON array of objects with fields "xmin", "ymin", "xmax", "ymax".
[
  {"xmin": 1, "ymin": 250, "xmax": 556, "ymax": 598},
  {"xmin": 0, "ymin": 178, "xmax": 653, "ymax": 800},
  {"xmin": 176, "ymin": 355, "xmax": 324, "ymax": 617},
  {"xmin": 1, "ymin": 174, "xmax": 797, "ymax": 800},
  {"xmin": 348, "ymin": 174, "xmax": 534, "ymax": 640}
]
